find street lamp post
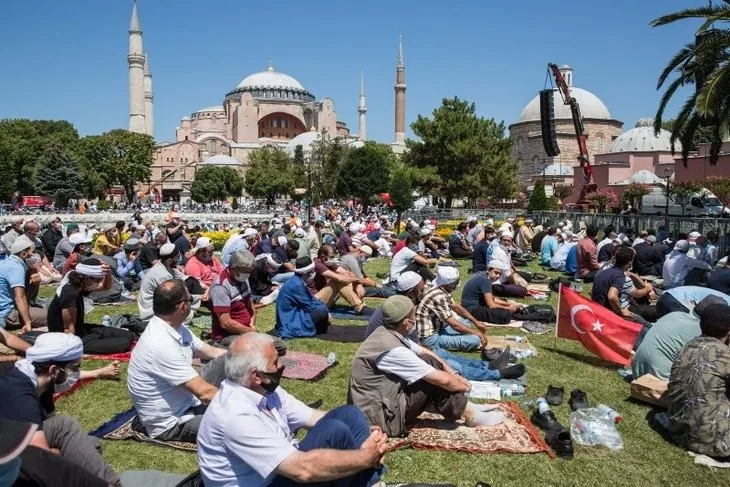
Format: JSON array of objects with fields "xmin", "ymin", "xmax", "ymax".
[
  {"xmin": 664, "ymin": 166, "xmax": 673, "ymax": 227},
  {"xmin": 307, "ymin": 161, "xmax": 312, "ymax": 222}
]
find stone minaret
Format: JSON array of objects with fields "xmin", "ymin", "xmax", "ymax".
[
  {"xmin": 128, "ymin": 1, "xmax": 146, "ymax": 134},
  {"xmin": 358, "ymin": 72, "xmax": 367, "ymax": 141},
  {"xmin": 393, "ymin": 35, "xmax": 406, "ymax": 150},
  {"xmin": 144, "ymin": 53, "xmax": 154, "ymax": 137}
]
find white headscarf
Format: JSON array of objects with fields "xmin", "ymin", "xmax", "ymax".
[{"xmin": 15, "ymin": 333, "xmax": 83, "ymax": 386}]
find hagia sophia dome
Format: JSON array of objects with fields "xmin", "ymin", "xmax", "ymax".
[
  {"xmin": 609, "ymin": 118, "xmax": 679, "ymax": 153},
  {"xmin": 518, "ymin": 87, "xmax": 612, "ymax": 123},
  {"xmin": 226, "ymin": 64, "xmax": 315, "ymax": 102}
]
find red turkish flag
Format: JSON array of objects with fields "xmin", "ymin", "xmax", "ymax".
[{"xmin": 556, "ymin": 285, "xmax": 642, "ymax": 366}]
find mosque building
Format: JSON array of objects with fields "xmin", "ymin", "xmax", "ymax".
[
  {"xmin": 127, "ymin": 2, "xmax": 407, "ymax": 202},
  {"xmin": 508, "ymin": 65, "xmax": 624, "ymax": 184}
]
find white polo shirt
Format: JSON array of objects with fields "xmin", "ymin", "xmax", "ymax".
[
  {"xmin": 127, "ymin": 316, "xmax": 204, "ymax": 437},
  {"xmin": 198, "ymin": 380, "xmax": 314, "ymax": 487}
]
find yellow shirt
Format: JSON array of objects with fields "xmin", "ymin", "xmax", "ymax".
[{"xmin": 93, "ymin": 234, "xmax": 116, "ymax": 256}]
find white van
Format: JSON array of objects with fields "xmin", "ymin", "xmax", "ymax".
[{"xmin": 641, "ymin": 188, "xmax": 730, "ymax": 217}]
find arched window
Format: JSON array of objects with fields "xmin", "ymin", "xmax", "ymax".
[
  {"xmin": 278, "ymin": 132, "xmax": 281, "ymax": 137},
  {"xmin": 211, "ymin": 140, "xmax": 217, "ymax": 153},
  {"xmin": 285, "ymin": 133, "xmax": 289, "ymax": 138}
]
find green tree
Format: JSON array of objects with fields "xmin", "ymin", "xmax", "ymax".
[
  {"xmin": 652, "ymin": 3, "xmax": 730, "ymax": 164},
  {"xmin": 705, "ymin": 175, "xmax": 730, "ymax": 212},
  {"xmin": 35, "ymin": 142, "xmax": 84, "ymax": 207},
  {"xmin": 191, "ymin": 165, "xmax": 243, "ymax": 204},
  {"xmin": 404, "ymin": 97, "xmax": 516, "ymax": 206},
  {"xmin": 586, "ymin": 188, "xmax": 618, "ymax": 213},
  {"xmin": 661, "ymin": 119, "xmax": 716, "ymax": 152},
  {"xmin": 76, "ymin": 135, "xmax": 114, "ymax": 199},
  {"xmin": 309, "ymin": 133, "xmax": 347, "ymax": 203},
  {"xmin": 669, "ymin": 180, "xmax": 702, "ymax": 216},
  {"xmin": 337, "ymin": 142, "xmax": 391, "ymax": 210},
  {"xmin": 528, "ymin": 180, "xmax": 549, "ymax": 211},
  {"xmin": 244, "ymin": 148, "xmax": 296, "ymax": 206},
  {"xmin": 552, "ymin": 184, "xmax": 573, "ymax": 203},
  {"xmin": 622, "ymin": 182, "xmax": 652, "ymax": 213}
]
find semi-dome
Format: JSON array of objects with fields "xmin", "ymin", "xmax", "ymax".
[
  {"xmin": 237, "ymin": 65, "xmax": 305, "ymax": 91},
  {"xmin": 519, "ymin": 87, "xmax": 611, "ymax": 122},
  {"xmin": 609, "ymin": 118, "xmax": 680, "ymax": 153},
  {"xmin": 193, "ymin": 105, "xmax": 224, "ymax": 114},
  {"xmin": 610, "ymin": 169, "xmax": 665, "ymax": 186},
  {"xmin": 542, "ymin": 162, "xmax": 573, "ymax": 177},
  {"xmin": 201, "ymin": 154, "xmax": 240, "ymax": 166},
  {"xmin": 285, "ymin": 129, "xmax": 322, "ymax": 156}
]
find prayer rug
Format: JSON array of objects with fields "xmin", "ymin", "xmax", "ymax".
[
  {"xmin": 90, "ymin": 408, "xmax": 197, "ymax": 452},
  {"xmin": 83, "ymin": 351, "xmax": 132, "ymax": 362},
  {"xmin": 387, "ymin": 402, "xmax": 554, "ymax": 458},
  {"xmin": 329, "ymin": 305, "xmax": 370, "ymax": 321},
  {"xmin": 317, "ymin": 324, "xmax": 368, "ymax": 343},
  {"xmin": 527, "ymin": 283, "xmax": 552, "ymax": 293},
  {"xmin": 281, "ymin": 351, "xmax": 333, "ymax": 380},
  {"xmin": 487, "ymin": 336, "xmax": 538, "ymax": 356}
]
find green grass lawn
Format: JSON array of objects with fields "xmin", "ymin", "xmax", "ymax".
[{"xmin": 50, "ymin": 259, "xmax": 730, "ymax": 486}]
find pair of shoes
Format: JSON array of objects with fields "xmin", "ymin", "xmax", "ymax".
[
  {"xmin": 546, "ymin": 428, "xmax": 574, "ymax": 459},
  {"xmin": 485, "ymin": 346, "xmax": 510, "ymax": 369},
  {"xmin": 546, "ymin": 385, "xmax": 564, "ymax": 406},
  {"xmin": 530, "ymin": 408, "xmax": 563, "ymax": 431},
  {"xmin": 521, "ymin": 321, "xmax": 551, "ymax": 335},
  {"xmin": 569, "ymin": 389, "xmax": 589, "ymax": 411},
  {"xmin": 481, "ymin": 347, "xmax": 504, "ymax": 362},
  {"xmin": 498, "ymin": 364, "xmax": 526, "ymax": 380}
]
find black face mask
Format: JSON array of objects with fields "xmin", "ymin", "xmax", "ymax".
[{"xmin": 257, "ymin": 365, "xmax": 285, "ymax": 393}]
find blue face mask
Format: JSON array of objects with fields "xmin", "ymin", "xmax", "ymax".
[{"xmin": 0, "ymin": 457, "xmax": 21, "ymax": 486}]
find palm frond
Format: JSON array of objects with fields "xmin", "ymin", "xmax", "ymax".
[
  {"xmin": 655, "ymin": 77, "xmax": 686, "ymax": 134},
  {"xmin": 679, "ymin": 115, "xmax": 702, "ymax": 165},
  {"xmin": 657, "ymin": 44, "xmax": 695, "ymax": 88},
  {"xmin": 651, "ymin": 6, "xmax": 729, "ymax": 27},
  {"xmin": 696, "ymin": 64, "xmax": 730, "ymax": 117}
]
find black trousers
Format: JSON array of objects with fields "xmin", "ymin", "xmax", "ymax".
[
  {"xmin": 404, "ymin": 261, "xmax": 436, "ymax": 282},
  {"xmin": 80, "ymin": 325, "xmax": 135, "ymax": 354},
  {"xmin": 405, "ymin": 355, "xmax": 468, "ymax": 424},
  {"xmin": 16, "ymin": 446, "xmax": 108, "ymax": 487},
  {"xmin": 465, "ymin": 305, "xmax": 512, "ymax": 324}
]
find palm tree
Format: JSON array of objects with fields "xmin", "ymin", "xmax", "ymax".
[{"xmin": 652, "ymin": 2, "xmax": 730, "ymax": 164}]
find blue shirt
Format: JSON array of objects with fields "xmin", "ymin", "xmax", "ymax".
[
  {"xmin": 540, "ymin": 235, "xmax": 558, "ymax": 265},
  {"xmin": 222, "ymin": 238, "xmax": 249, "ymax": 266},
  {"xmin": 565, "ymin": 245, "xmax": 578, "ymax": 274},
  {"xmin": 665, "ymin": 286, "xmax": 730, "ymax": 307},
  {"xmin": 0, "ymin": 256, "xmax": 26, "ymax": 323}
]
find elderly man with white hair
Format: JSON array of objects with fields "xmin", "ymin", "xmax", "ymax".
[
  {"xmin": 0, "ymin": 333, "xmax": 120, "ymax": 485},
  {"xmin": 198, "ymin": 332, "xmax": 387, "ymax": 487},
  {"xmin": 490, "ymin": 231, "xmax": 529, "ymax": 297}
]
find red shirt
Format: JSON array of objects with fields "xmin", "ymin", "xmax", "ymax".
[
  {"xmin": 210, "ymin": 269, "xmax": 254, "ymax": 340},
  {"xmin": 576, "ymin": 237, "xmax": 600, "ymax": 277},
  {"xmin": 392, "ymin": 239, "xmax": 407, "ymax": 256}
]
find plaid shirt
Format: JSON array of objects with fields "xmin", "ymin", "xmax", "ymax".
[{"xmin": 416, "ymin": 285, "xmax": 455, "ymax": 339}]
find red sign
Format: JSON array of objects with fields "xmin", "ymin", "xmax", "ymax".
[{"xmin": 20, "ymin": 196, "xmax": 53, "ymax": 208}]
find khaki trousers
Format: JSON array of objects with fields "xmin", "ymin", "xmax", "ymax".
[{"xmin": 315, "ymin": 281, "xmax": 364, "ymax": 311}]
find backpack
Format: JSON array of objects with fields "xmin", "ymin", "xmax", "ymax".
[
  {"xmin": 549, "ymin": 277, "xmax": 571, "ymax": 293},
  {"xmin": 514, "ymin": 304, "xmax": 556, "ymax": 323}
]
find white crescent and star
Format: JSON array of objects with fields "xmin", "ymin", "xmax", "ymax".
[{"xmin": 569, "ymin": 305, "xmax": 604, "ymax": 334}]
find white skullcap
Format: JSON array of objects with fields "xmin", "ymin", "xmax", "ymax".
[
  {"xmin": 294, "ymin": 228, "xmax": 307, "ymax": 238},
  {"xmin": 69, "ymin": 234, "xmax": 92, "ymax": 247},
  {"xmin": 396, "ymin": 271, "xmax": 423, "ymax": 292},
  {"xmin": 349, "ymin": 222, "xmax": 361, "ymax": 233},
  {"xmin": 266, "ymin": 253, "xmax": 282, "ymax": 268},
  {"xmin": 689, "ymin": 231, "xmax": 701, "ymax": 240},
  {"xmin": 487, "ymin": 259, "xmax": 509, "ymax": 271},
  {"xmin": 563, "ymin": 230, "xmax": 573, "ymax": 239},
  {"xmin": 159, "ymin": 243, "xmax": 177, "ymax": 257},
  {"xmin": 10, "ymin": 216, "xmax": 24, "ymax": 224},
  {"xmin": 420, "ymin": 227, "xmax": 432, "ymax": 237},
  {"xmin": 499, "ymin": 230, "xmax": 512, "ymax": 238},
  {"xmin": 243, "ymin": 228, "xmax": 258, "ymax": 237},
  {"xmin": 75, "ymin": 262, "xmax": 104, "ymax": 278},
  {"xmin": 195, "ymin": 237, "xmax": 214, "ymax": 252},
  {"xmin": 359, "ymin": 245, "xmax": 373, "ymax": 257},
  {"xmin": 426, "ymin": 224, "xmax": 436, "ymax": 231},
  {"xmin": 675, "ymin": 240, "xmax": 690, "ymax": 252},
  {"xmin": 485, "ymin": 218, "xmax": 494, "ymax": 226},
  {"xmin": 374, "ymin": 222, "xmax": 381, "ymax": 230},
  {"xmin": 25, "ymin": 332, "xmax": 83, "ymax": 364},
  {"xmin": 525, "ymin": 218, "xmax": 533, "ymax": 224},
  {"xmin": 277, "ymin": 236, "xmax": 288, "ymax": 246},
  {"xmin": 647, "ymin": 235, "xmax": 657, "ymax": 244},
  {"xmin": 434, "ymin": 265, "xmax": 460, "ymax": 287},
  {"xmin": 10, "ymin": 236, "xmax": 34, "ymax": 255}
]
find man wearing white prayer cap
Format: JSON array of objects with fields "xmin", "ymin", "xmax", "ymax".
[
  {"xmin": 0, "ymin": 333, "xmax": 120, "ymax": 485},
  {"xmin": 2, "ymin": 216, "xmax": 25, "ymax": 256},
  {"xmin": 460, "ymin": 259, "xmax": 519, "ymax": 326},
  {"xmin": 415, "ymin": 265, "xmax": 493, "ymax": 353},
  {"xmin": 365, "ymin": 271, "xmax": 425, "ymax": 339},
  {"xmin": 0, "ymin": 236, "xmax": 47, "ymax": 331}
]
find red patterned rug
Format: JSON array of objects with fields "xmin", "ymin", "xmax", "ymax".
[
  {"xmin": 387, "ymin": 402, "xmax": 554, "ymax": 458},
  {"xmin": 281, "ymin": 351, "xmax": 333, "ymax": 380}
]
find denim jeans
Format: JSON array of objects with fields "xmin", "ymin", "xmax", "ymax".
[
  {"xmin": 432, "ymin": 347, "xmax": 499, "ymax": 381},
  {"xmin": 270, "ymin": 405, "xmax": 384, "ymax": 487},
  {"xmin": 421, "ymin": 324, "xmax": 481, "ymax": 351}
]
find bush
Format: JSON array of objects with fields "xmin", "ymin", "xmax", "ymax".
[
  {"xmin": 97, "ymin": 200, "xmax": 113, "ymax": 211},
  {"xmin": 200, "ymin": 231, "xmax": 233, "ymax": 251}
]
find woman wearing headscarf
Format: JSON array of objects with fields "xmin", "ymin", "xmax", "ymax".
[{"xmin": 47, "ymin": 258, "xmax": 134, "ymax": 355}]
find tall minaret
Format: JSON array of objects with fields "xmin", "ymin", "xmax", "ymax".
[
  {"xmin": 393, "ymin": 35, "xmax": 406, "ymax": 150},
  {"xmin": 128, "ymin": 1, "xmax": 146, "ymax": 134},
  {"xmin": 358, "ymin": 72, "xmax": 367, "ymax": 141},
  {"xmin": 144, "ymin": 53, "xmax": 154, "ymax": 137}
]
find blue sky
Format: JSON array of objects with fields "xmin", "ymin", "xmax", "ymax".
[{"xmin": 0, "ymin": 0, "xmax": 703, "ymax": 143}]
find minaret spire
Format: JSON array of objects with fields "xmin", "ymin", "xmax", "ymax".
[
  {"xmin": 128, "ymin": 1, "xmax": 146, "ymax": 134},
  {"xmin": 358, "ymin": 71, "xmax": 367, "ymax": 141},
  {"xmin": 144, "ymin": 53, "xmax": 154, "ymax": 138},
  {"xmin": 393, "ymin": 35, "xmax": 407, "ymax": 153}
]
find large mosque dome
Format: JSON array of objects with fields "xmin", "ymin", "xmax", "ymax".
[
  {"xmin": 609, "ymin": 118, "xmax": 680, "ymax": 153},
  {"xmin": 237, "ymin": 65, "xmax": 305, "ymax": 91}
]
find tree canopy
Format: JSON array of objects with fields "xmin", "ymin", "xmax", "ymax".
[
  {"xmin": 337, "ymin": 142, "xmax": 392, "ymax": 209},
  {"xmin": 244, "ymin": 148, "xmax": 297, "ymax": 206},
  {"xmin": 190, "ymin": 165, "xmax": 244, "ymax": 203},
  {"xmin": 404, "ymin": 97, "xmax": 517, "ymax": 206},
  {"xmin": 35, "ymin": 142, "xmax": 84, "ymax": 207}
]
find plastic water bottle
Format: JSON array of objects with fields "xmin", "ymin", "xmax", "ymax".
[
  {"xmin": 101, "ymin": 315, "xmax": 111, "ymax": 327},
  {"xmin": 500, "ymin": 384, "xmax": 525, "ymax": 397},
  {"xmin": 512, "ymin": 349, "xmax": 535, "ymax": 361},
  {"xmin": 597, "ymin": 403, "xmax": 623, "ymax": 424},
  {"xmin": 535, "ymin": 397, "xmax": 550, "ymax": 414},
  {"xmin": 572, "ymin": 279, "xmax": 584, "ymax": 293},
  {"xmin": 326, "ymin": 352, "xmax": 336, "ymax": 366},
  {"xmin": 504, "ymin": 335, "xmax": 525, "ymax": 343}
]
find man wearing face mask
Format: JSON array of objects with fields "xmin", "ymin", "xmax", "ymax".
[
  {"xmin": 0, "ymin": 332, "xmax": 121, "ymax": 485},
  {"xmin": 184, "ymin": 237, "xmax": 224, "ymax": 288},
  {"xmin": 249, "ymin": 253, "xmax": 283, "ymax": 304},
  {"xmin": 62, "ymin": 233, "xmax": 94, "ymax": 276},
  {"xmin": 198, "ymin": 332, "xmax": 387, "ymax": 487},
  {"xmin": 222, "ymin": 227, "xmax": 259, "ymax": 266},
  {"xmin": 138, "ymin": 243, "xmax": 206, "ymax": 321},
  {"xmin": 129, "ymin": 280, "xmax": 227, "ymax": 444},
  {"xmin": 275, "ymin": 257, "xmax": 330, "ymax": 338},
  {"xmin": 1, "ymin": 236, "xmax": 46, "ymax": 331},
  {"xmin": 490, "ymin": 231, "xmax": 529, "ymax": 298},
  {"xmin": 340, "ymin": 245, "xmax": 395, "ymax": 298}
]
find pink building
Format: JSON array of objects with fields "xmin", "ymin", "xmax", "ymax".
[
  {"xmin": 674, "ymin": 141, "xmax": 730, "ymax": 183},
  {"xmin": 563, "ymin": 119, "xmax": 678, "ymax": 205}
]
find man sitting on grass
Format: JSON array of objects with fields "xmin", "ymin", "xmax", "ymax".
[
  {"xmin": 460, "ymin": 260, "xmax": 519, "ymax": 324},
  {"xmin": 416, "ymin": 266, "xmax": 490, "ymax": 352},
  {"xmin": 129, "ymin": 280, "xmax": 227, "ymax": 443},
  {"xmin": 349, "ymin": 295, "xmax": 506, "ymax": 438},
  {"xmin": 1, "ymin": 236, "xmax": 47, "ymax": 331},
  {"xmin": 198, "ymin": 332, "xmax": 387, "ymax": 487}
]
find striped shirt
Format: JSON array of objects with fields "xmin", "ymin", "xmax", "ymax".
[{"xmin": 416, "ymin": 286, "xmax": 455, "ymax": 339}]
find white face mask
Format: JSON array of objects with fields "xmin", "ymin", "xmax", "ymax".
[
  {"xmin": 501, "ymin": 243, "xmax": 511, "ymax": 251},
  {"xmin": 235, "ymin": 272, "xmax": 250, "ymax": 283},
  {"xmin": 55, "ymin": 369, "xmax": 80, "ymax": 393}
]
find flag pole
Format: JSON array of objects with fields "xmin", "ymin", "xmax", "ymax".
[{"xmin": 554, "ymin": 284, "xmax": 562, "ymax": 352}]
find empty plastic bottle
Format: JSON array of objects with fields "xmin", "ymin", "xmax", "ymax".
[
  {"xmin": 327, "ymin": 352, "xmax": 336, "ymax": 366},
  {"xmin": 101, "ymin": 315, "xmax": 111, "ymax": 327},
  {"xmin": 596, "ymin": 404, "xmax": 623, "ymax": 424},
  {"xmin": 500, "ymin": 384, "xmax": 525, "ymax": 397},
  {"xmin": 535, "ymin": 397, "xmax": 550, "ymax": 414}
]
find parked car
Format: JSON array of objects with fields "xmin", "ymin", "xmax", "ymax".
[{"xmin": 641, "ymin": 188, "xmax": 730, "ymax": 217}]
